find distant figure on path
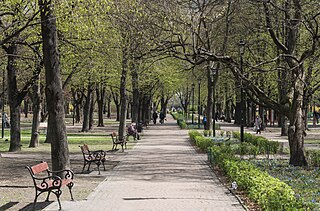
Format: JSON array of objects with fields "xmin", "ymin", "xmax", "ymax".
[
  {"xmin": 254, "ymin": 115, "xmax": 262, "ymax": 134},
  {"xmin": 202, "ymin": 115, "xmax": 207, "ymax": 129},
  {"xmin": 159, "ymin": 111, "xmax": 165, "ymax": 124},
  {"xmin": 152, "ymin": 111, "xmax": 158, "ymax": 124}
]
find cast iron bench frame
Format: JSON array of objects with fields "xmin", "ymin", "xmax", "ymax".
[
  {"xmin": 79, "ymin": 144, "xmax": 106, "ymax": 174},
  {"xmin": 111, "ymin": 132, "xmax": 127, "ymax": 152},
  {"xmin": 26, "ymin": 161, "xmax": 74, "ymax": 210}
]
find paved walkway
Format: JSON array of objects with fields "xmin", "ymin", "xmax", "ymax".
[{"xmin": 44, "ymin": 116, "xmax": 244, "ymax": 211}]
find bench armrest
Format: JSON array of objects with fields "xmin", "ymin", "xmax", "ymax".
[
  {"xmin": 33, "ymin": 175, "xmax": 63, "ymax": 189},
  {"xmin": 84, "ymin": 151, "xmax": 106, "ymax": 161},
  {"xmin": 48, "ymin": 169, "xmax": 74, "ymax": 180},
  {"xmin": 91, "ymin": 150, "xmax": 105, "ymax": 154}
]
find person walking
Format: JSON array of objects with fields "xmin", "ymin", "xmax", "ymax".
[
  {"xmin": 254, "ymin": 115, "xmax": 262, "ymax": 134},
  {"xmin": 159, "ymin": 111, "xmax": 165, "ymax": 124},
  {"xmin": 202, "ymin": 115, "xmax": 207, "ymax": 129},
  {"xmin": 152, "ymin": 111, "xmax": 158, "ymax": 124}
]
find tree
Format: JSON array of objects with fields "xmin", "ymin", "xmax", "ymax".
[{"xmin": 39, "ymin": 0, "xmax": 70, "ymax": 170}]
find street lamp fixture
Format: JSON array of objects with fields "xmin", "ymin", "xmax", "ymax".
[
  {"xmin": 191, "ymin": 83, "xmax": 195, "ymax": 125},
  {"xmin": 210, "ymin": 67, "xmax": 217, "ymax": 137},
  {"xmin": 239, "ymin": 40, "xmax": 245, "ymax": 142}
]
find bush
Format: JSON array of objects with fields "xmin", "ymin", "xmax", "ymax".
[
  {"xmin": 189, "ymin": 130, "xmax": 202, "ymax": 143},
  {"xmin": 195, "ymin": 136, "xmax": 213, "ymax": 151},
  {"xmin": 306, "ymin": 149, "xmax": 320, "ymax": 167},
  {"xmin": 209, "ymin": 146, "xmax": 302, "ymax": 210},
  {"xmin": 232, "ymin": 142, "xmax": 259, "ymax": 158},
  {"xmin": 232, "ymin": 132, "xmax": 280, "ymax": 155}
]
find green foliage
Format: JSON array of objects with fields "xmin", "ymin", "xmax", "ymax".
[
  {"xmin": 233, "ymin": 142, "xmax": 259, "ymax": 157},
  {"xmin": 306, "ymin": 150, "xmax": 320, "ymax": 167},
  {"xmin": 188, "ymin": 130, "xmax": 202, "ymax": 143},
  {"xmin": 209, "ymin": 147, "xmax": 302, "ymax": 210},
  {"xmin": 194, "ymin": 136, "xmax": 213, "ymax": 151},
  {"xmin": 232, "ymin": 132, "xmax": 280, "ymax": 155}
]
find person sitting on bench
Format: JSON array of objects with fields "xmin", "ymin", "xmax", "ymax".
[{"xmin": 127, "ymin": 123, "xmax": 140, "ymax": 140}]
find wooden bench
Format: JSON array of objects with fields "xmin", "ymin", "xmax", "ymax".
[
  {"xmin": 111, "ymin": 132, "xmax": 127, "ymax": 152},
  {"xmin": 26, "ymin": 161, "xmax": 74, "ymax": 210},
  {"xmin": 80, "ymin": 144, "xmax": 106, "ymax": 174}
]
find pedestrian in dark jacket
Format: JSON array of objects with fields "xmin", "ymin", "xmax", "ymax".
[{"xmin": 153, "ymin": 112, "xmax": 158, "ymax": 124}]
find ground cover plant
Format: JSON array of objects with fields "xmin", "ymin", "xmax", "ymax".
[
  {"xmin": 252, "ymin": 159, "xmax": 320, "ymax": 210},
  {"xmin": 189, "ymin": 130, "xmax": 320, "ymax": 210}
]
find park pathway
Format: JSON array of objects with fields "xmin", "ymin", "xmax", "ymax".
[{"xmin": 44, "ymin": 116, "xmax": 244, "ymax": 211}]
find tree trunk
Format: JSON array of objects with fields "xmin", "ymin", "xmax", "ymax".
[
  {"xmin": 118, "ymin": 44, "xmax": 129, "ymax": 138},
  {"xmin": 82, "ymin": 83, "xmax": 93, "ymax": 132},
  {"xmin": 96, "ymin": 86, "xmax": 105, "ymax": 127},
  {"xmin": 107, "ymin": 96, "xmax": 111, "ymax": 118},
  {"xmin": 131, "ymin": 65, "xmax": 139, "ymax": 123},
  {"xmin": 5, "ymin": 43, "xmax": 22, "ymax": 152},
  {"xmin": 111, "ymin": 90, "xmax": 120, "ymax": 121},
  {"xmin": 205, "ymin": 66, "xmax": 213, "ymax": 130},
  {"xmin": 89, "ymin": 91, "xmax": 94, "ymax": 130},
  {"xmin": 127, "ymin": 101, "xmax": 131, "ymax": 119},
  {"xmin": 39, "ymin": 0, "xmax": 70, "ymax": 171},
  {"xmin": 287, "ymin": 66, "xmax": 307, "ymax": 166},
  {"xmin": 24, "ymin": 98, "xmax": 29, "ymax": 118},
  {"xmin": 29, "ymin": 72, "xmax": 41, "ymax": 147},
  {"xmin": 75, "ymin": 90, "xmax": 83, "ymax": 123}
]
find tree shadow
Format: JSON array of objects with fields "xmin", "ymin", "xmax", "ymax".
[
  {"xmin": 0, "ymin": 202, "xmax": 19, "ymax": 210},
  {"xmin": 18, "ymin": 201, "xmax": 52, "ymax": 211}
]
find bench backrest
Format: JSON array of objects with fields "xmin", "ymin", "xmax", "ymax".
[
  {"xmin": 111, "ymin": 132, "xmax": 118, "ymax": 142},
  {"xmin": 80, "ymin": 144, "xmax": 90, "ymax": 154},
  {"xmin": 30, "ymin": 162, "xmax": 49, "ymax": 175}
]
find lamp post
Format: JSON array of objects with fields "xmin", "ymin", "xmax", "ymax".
[
  {"xmin": 210, "ymin": 67, "xmax": 217, "ymax": 137},
  {"xmin": 2, "ymin": 67, "xmax": 4, "ymax": 138},
  {"xmin": 191, "ymin": 83, "xmax": 195, "ymax": 124},
  {"xmin": 198, "ymin": 79, "xmax": 201, "ymax": 128},
  {"xmin": 239, "ymin": 40, "xmax": 245, "ymax": 142}
]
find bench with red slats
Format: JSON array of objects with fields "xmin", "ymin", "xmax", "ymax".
[{"xmin": 26, "ymin": 161, "xmax": 74, "ymax": 210}]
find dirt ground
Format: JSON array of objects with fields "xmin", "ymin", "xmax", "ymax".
[{"xmin": 0, "ymin": 150, "xmax": 122, "ymax": 211}]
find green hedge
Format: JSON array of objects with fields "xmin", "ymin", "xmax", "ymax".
[
  {"xmin": 189, "ymin": 130, "xmax": 202, "ymax": 143},
  {"xmin": 209, "ymin": 146, "xmax": 302, "ymax": 210},
  {"xmin": 232, "ymin": 132, "xmax": 280, "ymax": 155}
]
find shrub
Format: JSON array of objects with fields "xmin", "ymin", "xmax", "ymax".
[
  {"xmin": 195, "ymin": 136, "xmax": 213, "ymax": 151},
  {"xmin": 209, "ymin": 146, "xmax": 302, "ymax": 210},
  {"xmin": 233, "ymin": 142, "xmax": 259, "ymax": 158},
  {"xmin": 306, "ymin": 149, "xmax": 320, "ymax": 167},
  {"xmin": 189, "ymin": 130, "xmax": 202, "ymax": 143},
  {"xmin": 232, "ymin": 132, "xmax": 280, "ymax": 155},
  {"xmin": 179, "ymin": 121, "xmax": 187, "ymax": 129}
]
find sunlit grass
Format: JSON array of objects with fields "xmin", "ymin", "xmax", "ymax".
[
  {"xmin": 305, "ymin": 140, "xmax": 320, "ymax": 144},
  {"xmin": 0, "ymin": 128, "xmax": 141, "ymax": 153}
]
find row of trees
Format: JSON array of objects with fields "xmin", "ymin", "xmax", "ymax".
[{"xmin": 1, "ymin": 0, "xmax": 319, "ymax": 169}]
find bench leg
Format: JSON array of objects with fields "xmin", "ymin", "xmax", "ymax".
[
  {"xmin": 82, "ymin": 161, "xmax": 87, "ymax": 173},
  {"xmin": 97, "ymin": 161, "xmax": 101, "ymax": 175},
  {"xmin": 67, "ymin": 182, "xmax": 74, "ymax": 201},
  {"xmin": 45, "ymin": 191, "xmax": 51, "ymax": 201},
  {"xmin": 53, "ymin": 190, "xmax": 62, "ymax": 210},
  {"xmin": 102, "ymin": 160, "xmax": 106, "ymax": 171},
  {"xmin": 121, "ymin": 143, "xmax": 124, "ymax": 152},
  {"xmin": 33, "ymin": 192, "xmax": 40, "ymax": 210},
  {"xmin": 87, "ymin": 162, "xmax": 91, "ymax": 171},
  {"xmin": 112, "ymin": 143, "xmax": 117, "ymax": 150}
]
